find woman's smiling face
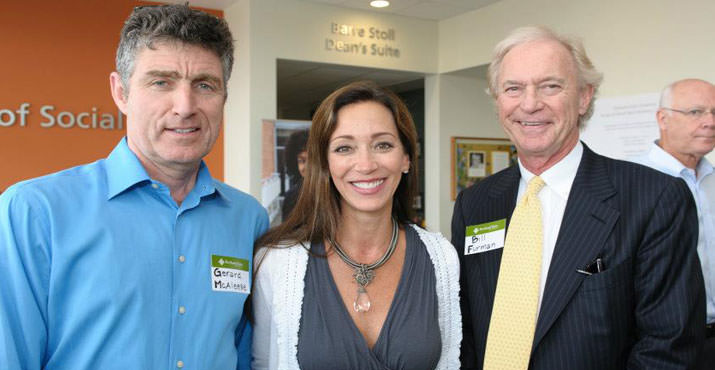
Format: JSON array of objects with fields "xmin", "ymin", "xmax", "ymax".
[{"xmin": 327, "ymin": 101, "xmax": 410, "ymax": 217}]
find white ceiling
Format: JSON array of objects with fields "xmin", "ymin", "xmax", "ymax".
[{"xmin": 173, "ymin": 0, "xmax": 498, "ymax": 20}]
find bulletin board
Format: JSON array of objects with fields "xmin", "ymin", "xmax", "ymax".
[{"xmin": 451, "ymin": 137, "xmax": 515, "ymax": 199}]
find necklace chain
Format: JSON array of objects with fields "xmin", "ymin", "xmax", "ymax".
[{"xmin": 329, "ymin": 218, "xmax": 398, "ymax": 289}]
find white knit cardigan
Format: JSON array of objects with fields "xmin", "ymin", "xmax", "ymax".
[{"xmin": 251, "ymin": 224, "xmax": 462, "ymax": 370}]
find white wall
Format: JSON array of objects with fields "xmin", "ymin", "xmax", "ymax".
[
  {"xmin": 425, "ymin": 72, "xmax": 503, "ymax": 236},
  {"xmin": 224, "ymin": 0, "xmax": 254, "ymax": 198},
  {"xmin": 439, "ymin": 0, "xmax": 715, "ymax": 94}
]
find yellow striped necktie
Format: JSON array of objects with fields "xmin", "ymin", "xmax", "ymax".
[{"xmin": 483, "ymin": 176, "xmax": 546, "ymax": 370}]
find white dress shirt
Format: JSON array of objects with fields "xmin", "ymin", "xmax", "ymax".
[
  {"xmin": 634, "ymin": 141, "xmax": 715, "ymax": 323},
  {"xmin": 517, "ymin": 141, "xmax": 583, "ymax": 312}
]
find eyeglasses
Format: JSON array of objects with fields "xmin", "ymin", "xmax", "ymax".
[{"xmin": 662, "ymin": 107, "xmax": 715, "ymax": 119}]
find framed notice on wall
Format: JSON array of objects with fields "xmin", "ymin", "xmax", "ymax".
[{"xmin": 451, "ymin": 137, "xmax": 515, "ymax": 200}]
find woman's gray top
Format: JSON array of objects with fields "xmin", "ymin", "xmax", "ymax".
[{"xmin": 297, "ymin": 226, "xmax": 441, "ymax": 370}]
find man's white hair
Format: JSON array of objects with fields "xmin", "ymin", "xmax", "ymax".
[
  {"xmin": 659, "ymin": 83, "xmax": 674, "ymax": 109},
  {"xmin": 486, "ymin": 26, "xmax": 603, "ymax": 126},
  {"xmin": 659, "ymin": 79, "xmax": 714, "ymax": 109}
]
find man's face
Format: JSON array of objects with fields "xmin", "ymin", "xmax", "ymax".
[
  {"xmin": 110, "ymin": 41, "xmax": 225, "ymax": 175},
  {"xmin": 658, "ymin": 80, "xmax": 715, "ymax": 164},
  {"xmin": 297, "ymin": 150, "xmax": 308, "ymax": 178},
  {"xmin": 496, "ymin": 40, "xmax": 593, "ymax": 168}
]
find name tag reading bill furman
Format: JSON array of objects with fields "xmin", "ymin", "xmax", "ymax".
[
  {"xmin": 211, "ymin": 255, "xmax": 250, "ymax": 294},
  {"xmin": 464, "ymin": 219, "xmax": 506, "ymax": 256}
]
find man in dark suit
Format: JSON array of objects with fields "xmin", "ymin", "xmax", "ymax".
[{"xmin": 452, "ymin": 26, "xmax": 705, "ymax": 369}]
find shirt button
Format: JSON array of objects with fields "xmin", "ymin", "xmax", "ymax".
[
  {"xmin": 178, "ymin": 255, "xmax": 186, "ymax": 263},
  {"xmin": 178, "ymin": 306, "xmax": 186, "ymax": 315},
  {"xmin": 177, "ymin": 360, "xmax": 184, "ymax": 368},
  {"xmin": 151, "ymin": 183, "xmax": 159, "ymax": 189}
]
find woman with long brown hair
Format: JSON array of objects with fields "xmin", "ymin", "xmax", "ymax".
[{"xmin": 252, "ymin": 81, "xmax": 460, "ymax": 370}]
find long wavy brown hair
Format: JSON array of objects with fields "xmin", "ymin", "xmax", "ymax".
[{"xmin": 256, "ymin": 80, "xmax": 419, "ymax": 251}]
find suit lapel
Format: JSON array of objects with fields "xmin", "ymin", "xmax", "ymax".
[
  {"xmin": 489, "ymin": 165, "xmax": 521, "ymax": 201},
  {"xmin": 532, "ymin": 144, "xmax": 620, "ymax": 349}
]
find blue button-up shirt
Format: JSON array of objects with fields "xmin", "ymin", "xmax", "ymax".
[
  {"xmin": 635, "ymin": 141, "xmax": 715, "ymax": 323},
  {"xmin": 0, "ymin": 138, "xmax": 269, "ymax": 369}
]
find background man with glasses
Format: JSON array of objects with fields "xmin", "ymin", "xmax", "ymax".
[
  {"xmin": 635, "ymin": 78, "xmax": 715, "ymax": 369},
  {"xmin": 0, "ymin": 4, "xmax": 267, "ymax": 369}
]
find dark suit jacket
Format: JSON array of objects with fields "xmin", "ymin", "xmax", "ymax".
[{"xmin": 452, "ymin": 143, "xmax": 705, "ymax": 369}]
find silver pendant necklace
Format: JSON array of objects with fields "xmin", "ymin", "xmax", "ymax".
[{"xmin": 329, "ymin": 218, "xmax": 398, "ymax": 313}]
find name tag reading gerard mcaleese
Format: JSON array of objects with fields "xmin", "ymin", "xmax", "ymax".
[
  {"xmin": 464, "ymin": 219, "xmax": 506, "ymax": 255},
  {"xmin": 211, "ymin": 254, "xmax": 250, "ymax": 294}
]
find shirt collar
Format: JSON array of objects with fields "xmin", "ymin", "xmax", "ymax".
[
  {"xmin": 105, "ymin": 137, "xmax": 151, "ymax": 200},
  {"xmin": 647, "ymin": 140, "xmax": 714, "ymax": 180},
  {"xmin": 105, "ymin": 137, "xmax": 224, "ymax": 201},
  {"xmin": 645, "ymin": 140, "xmax": 688, "ymax": 177},
  {"xmin": 696, "ymin": 155, "xmax": 714, "ymax": 180},
  {"xmin": 518, "ymin": 141, "xmax": 583, "ymax": 201},
  {"xmin": 193, "ymin": 161, "xmax": 225, "ymax": 201}
]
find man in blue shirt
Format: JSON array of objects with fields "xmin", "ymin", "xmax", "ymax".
[
  {"xmin": 634, "ymin": 78, "xmax": 715, "ymax": 370},
  {"xmin": 0, "ymin": 4, "xmax": 268, "ymax": 369}
]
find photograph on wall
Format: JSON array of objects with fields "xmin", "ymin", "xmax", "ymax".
[
  {"xmin": 467, "ymin": 151, "xmax": 486, "ymax": 178},
  {"xmin": 452, "ymin": 137, "xmax": 514, "ymax": 200}
]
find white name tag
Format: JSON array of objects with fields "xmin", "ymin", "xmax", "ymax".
[
  {"xmin": 211, "ymin": 254, "xmax": 250, "ymax": 294},
  {"xmin": 464, "ymin": 219, "xmax": 506, "ymax": 255}
]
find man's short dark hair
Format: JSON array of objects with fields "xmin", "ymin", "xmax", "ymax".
[
  {"xmin": 115, "ymin": 4, "xmax": 234, "ymax": 94},
  {"xmin": 284, "ymin": 130, "xmax": 309, "ymax": 179}
]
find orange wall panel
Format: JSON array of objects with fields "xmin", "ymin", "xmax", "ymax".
[{"xmin": 0, "ymin": 1, "xmax": 225, "ymax": 191}]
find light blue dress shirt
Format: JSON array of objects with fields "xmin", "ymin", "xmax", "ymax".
[
  {"xmin": 635, "ymin": 141, "xmax": 715, "ymax": 323},
  {"xmin": 0, "ymin": 138, "xmax": 269, "ymax": 369}
]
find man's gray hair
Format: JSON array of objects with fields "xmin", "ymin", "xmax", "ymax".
[
  {"xmin": 115, "ymin": 4, "xmax": 234, "ymax": 95},
  {"xmin": 659, "ymin": 83, "xmax": 675, "ymax": 109},
  {"xmin": 486, "ymin": 26, "xmax": 603, "ymax": 126},
  {"xmin": 658, "ymin": 79, "xmax": 715, "ymax": 109}
]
